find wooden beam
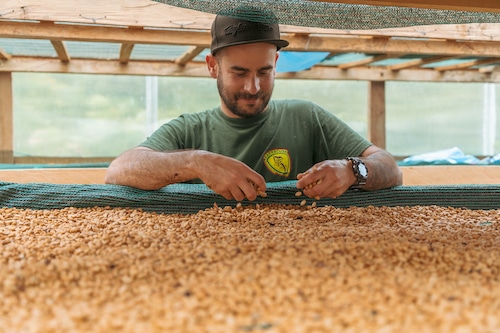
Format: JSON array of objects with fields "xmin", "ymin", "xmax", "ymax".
[
  {"xmin": 3, "ymin": 20, "xmax": 500, "ymax": 57},
  {"xmin": 0, "ymin": 168, "xmax": 108, "ymax": 184},
  {"xmin": 119, "ymin": 43, "xmax": 134, "ymax": 64},
  {"xmin": 13, "ymin": 156, "xmax": 112, "ymax": 165},
  {"xmin": 2, "ymin": 165, "xmax": 499, "ymax": 185},
  {"xmin": 175, "ymin": 46, "xmax": 205, "ymax": 66},
  {"xmin": 349, "ymin": 23, "xmax": 500, "ymax": 43},
  {"xmin": 0, "ymin": 72, "xmax": 14, "ymax": 163},
  {"xmin": 402, "ymin": 165, "xmax": 500, "ymax": 185},
  {"xmin": 0, "ymin": 57, "xmax": 210, "ymax": 77},
  {"xmin": 386, "ymin": 55, "xmax": 460, "ymax": 70},
  {"xmin": 433, "ymin": 57, "xmax": 500, "ymax": 71},
  {"xmin": 338, "ymin": 54, "xmax": 404, "ymax": 69},
  {"xmin": 312, "ymin": 0, "xmax": 500, "ymax": 13},
  {"xmin": 119, "ymin": 26, "xmax": 144, "ymax": 64},
  {"xmin": 2, "ymin": 57, "xmax": 500, "ymax": 83},
  {"xmin": 0, "ymin": 48, "xmax": 11, "ymax": 60},
  {"xmin": 0, "ymin": 0, "xmax": 216, "ymax": 30},
  {"xmin": 277, "ymin": 64, "xmax": 499, "ymax": 82},
  {"xmin": 289, "ymin": 35, "xmax": 500, "ymax": 57},
  {"xmin": 367, "ymin": 81, "xmax": 386, "ymax": 148},
  {"xmin": 478, "ymin": 66, "xmax": 499, "ymax": 74},
  {"xmin": 50, "ymin": 40, "xmax": 70, "ymax": 62},
  {"xmin": 0, "ymin": 20, "xmax": 211, "ymax": 46},
  {"xmin": 3, "ymin": 1, "xmax": 500, "ymax": 42},
  {"xmin": 2, "ymin": 0, "xmax": 499, "ymax": 30}
]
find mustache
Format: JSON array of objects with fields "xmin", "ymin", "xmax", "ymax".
[{"xmin": 235, "ymin": 92, "xmax": 264, "ymax": 99}]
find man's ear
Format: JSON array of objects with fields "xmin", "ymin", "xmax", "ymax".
[{"xmin": 206, "ymin": 54, "xmax": 218, "ymax": 78}]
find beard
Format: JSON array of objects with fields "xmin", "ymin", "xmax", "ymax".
[{"xmin": 217, "ymin": 76, "xmax": 273, "ymax": 118}]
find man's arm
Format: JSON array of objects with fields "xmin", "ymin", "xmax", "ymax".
[
  {"xmin": 359, "ymin": 145, "xmax": 403, "ymax": 191},
  {"xmin": 296, "ymin": 145, "xmax": 403, "ymax": 199},
  {"xmin": 105, "ymin": 147, "xmax": 267, "ymax": 201}
]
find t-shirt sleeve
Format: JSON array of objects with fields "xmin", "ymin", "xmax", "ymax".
[
  {"xmin": 313, "ymin": 104, "xmax": 372, "ymax": 159},
  {"xmin": 138, "ymin": 117, "xmax": 187, "ymax": 151}
]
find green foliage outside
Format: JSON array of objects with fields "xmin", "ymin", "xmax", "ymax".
[
  {"xmin": 386, "ymin": 82, "xmax": 488, "ymax": 155},
  {"xmin": 12, "ymin": 73, "xmax": 499, "ymax": 158}
]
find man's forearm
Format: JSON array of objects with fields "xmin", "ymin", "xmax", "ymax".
[
  {"xmin": 105, "ymin": 148, "xmax": 199, "ymax": 190},
  {"xmin": 362, "ymin": 150, "xmax": 403, "ymax": 190}
]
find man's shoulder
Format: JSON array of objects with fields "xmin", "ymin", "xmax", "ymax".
[
  {"xmin": 271, "ymin": 99, "xmax": 325, "ymax": 115},
  {"xmin": 178, "ymin": 107, "xmax": 220, "ymax": 121},
  {"xmin": 272, "ymin": 99, "xmax": 316, "ymax": 108}
]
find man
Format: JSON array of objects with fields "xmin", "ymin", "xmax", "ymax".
[{"xmin": 105, "ymin": 8, "xmax": 402, "ymax": 201}]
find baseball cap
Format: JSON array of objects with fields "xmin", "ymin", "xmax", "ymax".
[{"xmin": 210, "ymin": 7, "xmax": 289, "ymax": 54}]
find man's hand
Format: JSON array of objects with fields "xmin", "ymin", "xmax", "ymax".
[
  {"xmin": 295, "ymin": 146, "xmax": 403, "ymax": 199},
  {"xmin": 194, "ymin": 151, "xmax": 266, "ymax": 201},
  {"xmin": 296, "ymin": 159, "xmax": 355, "ymax": 199},
  {"xmin": 106, "ymin": 147, "xmax": 266, "ymax": 201}
]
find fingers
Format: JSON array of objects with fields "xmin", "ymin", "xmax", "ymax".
[
  {"xmin": 296, "ymin": 162, "xmax": 349, "ymax": 199},
  {"xmin": 211, "ymin": 175, "xmax": 266, "ymax": 202},
  {"xmin": 296, "ymin": 165, "xmax": 324, "ymax": 197},
  {"xmin": 247, "ymin": 179, "xmax": 267, "ymax": 198},
  {"xmin": 201, "ymin": 155, "xmax": 266, "ymax": 201},
  {"xmin": 301, "ymin": 184, "xmax": 323, "ymax": 200},
  {"xmin": 233, "ymin": 180, "xmax": 260, "ymax": 202},
  {"xmin": 230, "ymin": 179, "xmax": 266, "ymax": 202},
  {"xmin": 296, "ymin": 165, "xmax": 320, "ymax": 186}
]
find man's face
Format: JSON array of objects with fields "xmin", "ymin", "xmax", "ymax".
[{"xmin": 210, "ymin": 43, "xmax": 279, "ymax": 118}]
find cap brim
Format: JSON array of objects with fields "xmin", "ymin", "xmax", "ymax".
[{"xmin": 212, "ymin": 39, "xmax": 289, "ymax": 54}]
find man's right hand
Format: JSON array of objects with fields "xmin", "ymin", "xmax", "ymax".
[
  {"xmin": 105, "ymin": 147, "xmax": 266, "ymax": 202},
  {"xmin": 193, "ymin": 151, "xmax": 266, "ymax": 201}
]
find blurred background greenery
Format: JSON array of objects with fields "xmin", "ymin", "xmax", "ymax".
[{"xmin": 12, "ymin": 73, "xmax": 499, "ymax": 158}]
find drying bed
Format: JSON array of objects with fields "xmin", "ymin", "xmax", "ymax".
[{"xmin": 1, "ymin": 203, "xmax": 499, "ymax": 332}]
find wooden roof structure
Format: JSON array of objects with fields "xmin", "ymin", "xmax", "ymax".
[
  {"xmin": 0, "ymin": 0, "xmax": 499, "ymax": 164},
  {"xmin": 1, "ymin": 0, "xmax": 500, "ymax": 83}
]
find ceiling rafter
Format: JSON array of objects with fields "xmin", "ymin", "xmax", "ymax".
[
  {"xmin": 479, "ymin": 66, "xmax": 499, "ymax": 74},
  {"xmin": 1, "ymin": 57, "xmax": 498, "ymax": 83},
  {"xmin": 175, "ymin": 46, "xmax": 205, "ymax": 66},
  {"xmin": 2, "ymin": 20, "xmax": 500, "ymax": 57},
  {"xmin": 119, "ymin": 44, "xmax": 135, "ymax": 64},
  {"xmin": 0, "ymin": 2, "xmax": 500, "ymax": 82},
  {"xmin": 0, "ymin": 20, "xmax": 210, "ymax": 46},
  {"xmin": 0, "ymin": 48, "xmax": 11, "ymax": 60},
  {"xmin": 280, "ymin": 64, "xmax": 498, "ymax": 81},
  {"xmin": 50, "ymin": 40, "xmax": 70, "ymax": 63},
  {"xmin": 337, "ymin": 54, "xmax": 405, "ymax": 69},
  {"xmin": 434, "ymin": 57, "xmax": 500, "ymax": 71},
  {"xmin": 2, "ymin": 0, "xmax": 500, "ymax": 36},
  {"xmin": 386, "ymin": 55, "xmax": 460, "ymax": 70}
]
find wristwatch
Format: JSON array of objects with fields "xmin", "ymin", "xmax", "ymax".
[{"xmin": 346, "ymin": 157, "xmax": 368, "ymax": 188}]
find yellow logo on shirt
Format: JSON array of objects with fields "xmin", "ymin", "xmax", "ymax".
[{"xmin": 264, "ymin": 149, "xmax": 291, "ymax": 177}]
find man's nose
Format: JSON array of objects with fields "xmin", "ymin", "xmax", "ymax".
[{"xmin": 244, "ymin": 75, "xmax": 260, "ymax": 94}]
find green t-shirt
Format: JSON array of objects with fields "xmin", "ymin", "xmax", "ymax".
[{"xmin": 140, "ymin": 100, "xmax": 371, "ymax": 182}]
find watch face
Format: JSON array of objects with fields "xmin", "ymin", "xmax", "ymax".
[{"xmin": 358, "ymin": 162, "xmax": 368, "ymax": 178}]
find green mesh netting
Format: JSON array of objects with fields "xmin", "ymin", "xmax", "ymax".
[
  {"xmin": 153, "ymin": 0, "xmax": 500, "ymax": 30},
  {"xmin": 0, "ymin": 181, "xmax": 498, "ymax": 213}
]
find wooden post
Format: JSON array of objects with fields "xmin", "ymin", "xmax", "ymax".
[
  {"xmin": 0, "ymin": 72, "xmax": 14, "ymax": 163},
  {"xmin": 368, "ymin": 81, "xmax": 386, "ymax": 149}
]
